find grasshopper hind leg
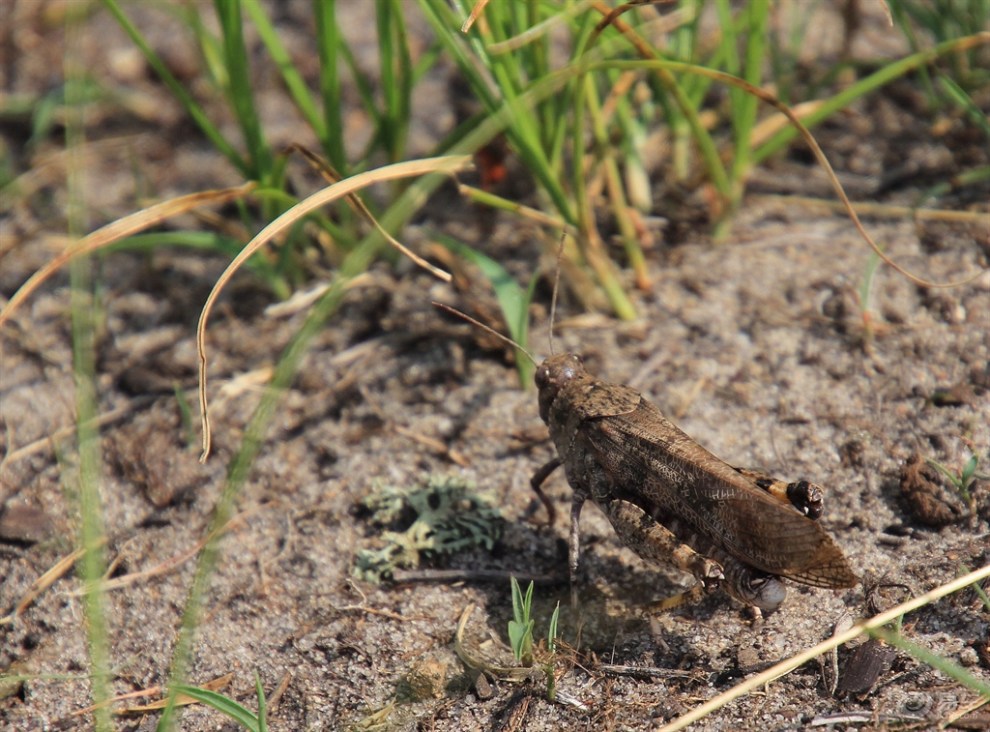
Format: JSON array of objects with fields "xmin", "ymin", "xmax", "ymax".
[{"xmin": 604, "ymin": 499, "xmax": 724, "ymax": 587}]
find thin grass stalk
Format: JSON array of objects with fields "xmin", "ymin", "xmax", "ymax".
[
  {"xmin": 314, "ymin": 0, "xmax": 346, "ymax": 170},
  {"xmin": 589, "ymin": 1, "xmax": 730, "ymax": 198},
  {"xmin": 182, "ymin": 5, "xmax": 226, "ymax": 90},
  {"xmin": 524, "ymin": 0, "xmax": 554, "ymax": 149},
  {"xmin": 889, "ymin": 0, "xmax": 949, "ymax": 106},
  {"xmin": 549, "ymin": 9, "xmax": 597, "ymax": 174},
  {"xmin": 584, "ymin": 76, "xmax": 649, "ymax": 289},
  {"xmin": 214, "ymin": 0, "xmax": 272, "ymax": 181},
  {"xmin": 376, "ymin": 0, "xmax": 412, "ymax": 163},
  {"xmin": 661, "ymin": 563, "xmax": 990, "ymax": 731},
  {"xmin": 754, "ymin": 32, "xmax": 990, "ymax": 162},
  {"xmin": 715, "ymin": 0, "xmax": 769, "ymax": 237},
  {"xmin": 668, "ymin": 1, "xmax": 702, "ymax": 181},
  {"xmin": 242, "ymin": 0, "xmax": 327, "ymax": 142},
  {"xmin": 484, "ymin": 16, "xmax": 561, "ymax": 195},
  {"xmin": 64, "ymin": 23, "xmax": 111, "ymax": 731},
  {"xmin": 569, "ymin": 72, "xmax": 634, "ymax": 315},
  {"xmin": 420, "ymin": 0, "xmax": 575, "ymax": 223},
  {"xmin": 68, "ymin": 259, "xmax": 111, "ymax": 732}
]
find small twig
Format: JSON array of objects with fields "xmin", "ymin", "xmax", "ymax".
[
  {"xmin": 596, "ymin": 664, "xmax": 701, "ymax": 681},
  {"xmin": 67, "ymin": 509, "xmax": 254, "ymax": 596},
  {"xmin": 335, "ymin": 604, "xmax": 419, "ymax": 622},
  {"xmin": 809, "ymin": 711, "xmax": 924, "ymax": 726},
  {"xmin": 267, "ymin": 672, "xmax": 292, "ymax": 713},
  {"xmin": 392, "ymin": 568, "xmax": 564, "ymax": 584},
  {"xmin": 1, "ymin": 395, "xmax": 155, "ymax": 467},
  {"xmin": 0, "ymin": 545, "xmax": 91, "ymax": 624}
]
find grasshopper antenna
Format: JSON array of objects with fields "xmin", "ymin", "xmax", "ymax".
[
  {"xmin": 432, "ymin": 302, "xmax": 537, "ymax": 366},
  {"xmin": 547, "ymin": 234, "xmax": 566, "ymax": 356}
]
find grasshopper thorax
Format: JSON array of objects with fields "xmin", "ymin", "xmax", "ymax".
[{"xmin": 536, "ymin": 352, "xmax": 586, "ymax": 423}]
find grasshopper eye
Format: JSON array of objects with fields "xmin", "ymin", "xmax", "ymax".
[{"xmin": 535, "ymin": 365, "xmax": 549, "ymax": 389}]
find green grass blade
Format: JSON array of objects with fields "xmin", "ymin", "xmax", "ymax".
[
  {"xmin": 869, "ymin": 628, "xmax": 990, "ymax": 696},
  {"xmin": 254, "ymin": 673, "xmax": 268, "ymax": 732},
  {"xmin": 65, "ymin": 24, "xmax": 111, "ymax": 729},
  {"xmin": 171, "ymin": 684, "xmax": 261, "ymax": 731},
  {"xmin": 160, "ymin": 157, "xmax": 455, "ymax": 725},
  {"xmin": 510, "ymin": 576, "xmax": 524, "ymax": 622},
  {"xmin": 419, "ymin": 0, "xmax": 574, "ymax": 221},
  {"xmin": 547, "ymin": 601, "xmax": 560, "ymax": 653},
  {"xmin": 435, "ymin": 234, "xmax": 535, "ymax": 386},
  {"xmin": 754, "ymin": 34, "xmax": 990, "ymax": 163},
  {"xmin": 214, "ymin": 0, "xmax": 272, "ymax": 180},
  {"xmin": 109, "ymin": 231, "xmax": 289, "ymax": 297},
  {"xmin": 376, "ymin": 0, "xmax": 413, "ymax": 162},
  {"xmin": 730, "ymin": 1, "xmax": 769, "ymax": 196},
  {"xmin": 314, "ymin": 0, "xmax": 346, "ymax": 170},
  {"xmin": 242, "ymin": 0, "xmax": 327, "ymax": 141},
  {"xmin": 938, "ymin": 75, "xmax": 990, "ymax": 138}
]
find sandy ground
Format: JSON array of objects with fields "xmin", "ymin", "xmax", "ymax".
[{"xmin": 1, "ymin": 3, "xmax": 989, "ymax": 730}]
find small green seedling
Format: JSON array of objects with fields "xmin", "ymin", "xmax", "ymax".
[
  {"xmin": 544, "ymin": 601, "xmax": 561, "ymax": 701},
  {"xmin": 926, "ymin": 453, "xmax": 988, "ymax": 505},
  {"xmin": 507, "ymin": 578, "xmax": 562, "ymax": 700},
  {"xmin": 508, "ymin": 576, "xmax": 536, "ymax": 667}
]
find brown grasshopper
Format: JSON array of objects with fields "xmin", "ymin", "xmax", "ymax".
[
  {"xmin": 533, "ymin": 352, "xmax": 857, "ymax": 613},
  {"xmin": 435, "ymin": 305, "xmax": 857, "ymax": 613}
]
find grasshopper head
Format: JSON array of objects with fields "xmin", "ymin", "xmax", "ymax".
[{"xmin": 535, "ymin": 352, "xmax": 585, "ymax": 423}]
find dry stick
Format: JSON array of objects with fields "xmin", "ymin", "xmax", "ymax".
[
  {"xmin": 0, "ymin": 395, "xmax": 154, "ymax": 467},
  {"xmin": 358, "ymin": 382, "xmax": 470, "ymax": 466},
  {"xmin": 66, "ymin": 673, "xmax": 234, "ymax": 718},
  {"xmin": 0, "ymin": 546, "xmax": 90, "ymax": 625},
  {"xmin": 659, "ymin": 562, "xmax": 990, "ymax": 732},
  {"xmin": 3, "ymin": 506, "xmax": 254, "ymax": 630},
  {"xmin": 118, "ymin": 673, "xmax": 236, "ymax": 715},
  {"xmin": 195, "ymin": 156, "xmax": 470, "ymax": 460},
  {"xmin": 67, "ymin": 514, "xmax": 245, "ymax": 596},
  {"xmin": 267, "ymin": 672, "xmax": 292, "ymax": 713}
]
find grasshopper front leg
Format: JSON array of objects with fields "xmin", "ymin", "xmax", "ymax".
[{"xmin": 531, "ymin": 457, "xmax": 562, "ymax": 525}]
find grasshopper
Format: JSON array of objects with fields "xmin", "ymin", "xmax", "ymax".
[
  {"xmin": 533, "ymin": 352, "xmax": 857, "ymax": 613},
  {"xmin": 435, "ymin": 303, "xmax": 857, "ymax": 614}
]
